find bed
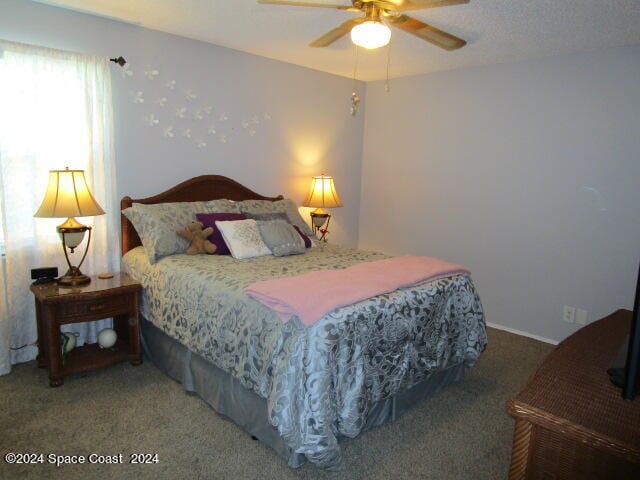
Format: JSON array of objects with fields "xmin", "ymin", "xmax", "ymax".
[{"xmin": 120, "ymin": 175, "xmax": 487, "ymax": 469}]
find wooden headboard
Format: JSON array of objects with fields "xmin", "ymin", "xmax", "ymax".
[{"xmin": 120, "ymin": 175, "xmax": 284, "ymax": 255}]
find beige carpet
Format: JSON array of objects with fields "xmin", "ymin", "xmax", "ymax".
[{"xmin": 0, "ymin": 327, "xmax": 552, "ymax": 480}]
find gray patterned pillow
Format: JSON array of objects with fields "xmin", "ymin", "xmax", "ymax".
[
  {"xmin": 256, "ymin": 219, "xmax": 305, "ymax": 257},
  {"xmin": 124, "ymin": 199, "xmax": 240, "ymax": 264},
  {"xmin": 238, "ymin": 199, "xmax": 314, "ymax": 237}
]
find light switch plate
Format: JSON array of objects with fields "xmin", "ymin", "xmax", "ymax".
[
  {"xmin": 575, "ymin": 309, "xmax": 589, "ymax": 326},
  {"xmin": 563, "ymin": 306, "xmax": 576, "ymax": 323}
]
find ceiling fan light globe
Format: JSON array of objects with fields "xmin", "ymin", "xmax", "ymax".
[{"xmin": 351, "ymin": 21, "xmax": 391, "ymax": 49}]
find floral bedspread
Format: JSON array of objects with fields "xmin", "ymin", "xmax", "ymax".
[{"xmin": 123, "ymin": 244, "xmax": 487, "ymax": 468}]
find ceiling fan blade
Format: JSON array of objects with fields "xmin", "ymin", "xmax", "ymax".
[
  {"xmin": 376, "ymin": 0, "xmax": 469, "ymax": 12},
  {"xmin": 309, "ymin": 17, "xmax": 365, "ymax": 47},
  {"xmin": 385, "ymin": 13, "xmax": 466, "ymax": 50},
  {"xmin": 258, "ymin": 0, "xmax": 359, "ymax": 11}
]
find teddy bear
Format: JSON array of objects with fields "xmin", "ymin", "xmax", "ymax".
[{"xmin": 177, "ymin": 221, "xmax": 217, "ymax": 255}]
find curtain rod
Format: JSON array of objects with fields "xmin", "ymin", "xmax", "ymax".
[
  {"xmin": 0, "ymin": 39, "xmax": 128, "ymax": 66},
  {"xmin": 109, "ymin": 56, "xmax": 126, "ymax": 67}
]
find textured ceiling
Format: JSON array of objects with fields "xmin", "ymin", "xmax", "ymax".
[{"xmin": 35, "ymin": 0, "xmax": 640, "ymax": 81}]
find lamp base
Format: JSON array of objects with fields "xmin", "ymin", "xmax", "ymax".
[
  {"xmin": 57, "ymin": 267, "xmax": 91, "ymax": 286},
  {"xmin": 57, "ymin": 221, "xmax": 93, "ymax": 287},
  {"xmin": 310, "ymin": 211, "xmax": 330, "ymax": 229},
  {"xmin": 309, "ymin": 211, "xmax": 331, "ymax": 242}
]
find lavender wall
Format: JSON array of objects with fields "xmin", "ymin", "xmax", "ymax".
[
  {"xmin": 359, "ymin": 46, "xmax": 640, "ymax": 342},
  {"xmin": 4, "ymin": 1, "xmax": 640, "ymax": 343},
  {"xmin": 0, "ymin": 0, "xmax": 365, "ymax": 246}
]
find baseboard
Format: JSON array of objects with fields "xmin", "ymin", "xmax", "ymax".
[{"xmin": 486, "ymin": 322, "xmax": 559, "ymax": 345}]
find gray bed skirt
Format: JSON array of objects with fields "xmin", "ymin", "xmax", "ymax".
[{"xmin": 141, "ymin": 318, "xmax": 468, "ymax": 468}]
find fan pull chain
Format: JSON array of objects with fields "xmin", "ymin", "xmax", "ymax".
[
  {"xmin": 350, "ymin": 45, "xmax": 361, "ymax": 116},
  {"xmin": 352, "ymin": 43, "xmax": 359, "ymax": 87},
  {"xmin": 385, "ymin": 41, "xmax": 391, "ymax": 93}
]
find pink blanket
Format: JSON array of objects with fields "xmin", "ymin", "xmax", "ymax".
[{"xmin": 245, "ymin": 255, "xmax": 470, "ymax": 326}]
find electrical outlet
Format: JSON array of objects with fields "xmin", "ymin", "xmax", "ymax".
[
  {"xmin": 563, "ymin": 306, "xmax": 576, "ymax": 323},
  {"xmin": 575, "ymin": 309, "xmax": 589, "ymax": 326}
]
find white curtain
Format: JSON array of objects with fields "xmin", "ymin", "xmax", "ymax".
[{"xmin": 0, "ymin": 39, "xmax": 119, "ymax": 375}]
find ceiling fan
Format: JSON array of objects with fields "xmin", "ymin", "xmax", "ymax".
[{"xmin": 258, "ymin": 0, "xmax": 468, "ymax": 50}]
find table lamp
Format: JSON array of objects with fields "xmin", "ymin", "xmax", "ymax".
[
  {"xmin": 34, "ymin": 167, "xmax": 104, "ymax": 286},
  {"xmin": 302, "ymin": 174, "xmax": 343, "ymax": 241}
]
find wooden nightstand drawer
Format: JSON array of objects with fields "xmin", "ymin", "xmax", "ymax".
[{"xmin": 57, "ymin": 294, "xmax": 131, "ymax": 320}]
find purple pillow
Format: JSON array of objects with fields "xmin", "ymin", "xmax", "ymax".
[{"xmin": 196, "ymin": 212, "xmax": 246, "ymax": 255}]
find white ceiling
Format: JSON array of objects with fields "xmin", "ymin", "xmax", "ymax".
[{"xmin": 35, "ymin": 0, "xmax": 640, "ymax": 81}]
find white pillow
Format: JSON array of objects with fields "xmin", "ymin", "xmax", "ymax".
[{"xmin": 215, "ymin": 219, "xmax": 272, "ymax": 259}]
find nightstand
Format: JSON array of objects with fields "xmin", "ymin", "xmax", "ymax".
[{"xmin": 30, "ymin": 273, "xmax": 142, "ymax": 387}]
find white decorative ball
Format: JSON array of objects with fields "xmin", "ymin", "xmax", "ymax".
[{"xmin": 97, "ymin": 328, "xmax": 117, "ymax": 349}]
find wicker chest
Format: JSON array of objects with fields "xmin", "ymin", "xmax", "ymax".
[{"xmin": 507, "ymin": 310, "xmax": 640, "ymax": 480}]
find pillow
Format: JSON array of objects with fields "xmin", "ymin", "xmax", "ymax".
[
  {"xmin": 244, "ymin": 211, "xmax": 313, "ymax": 248},
  {"xmin": 292, "ymin": 225, "xmax": 313, "ymax": 249},
  {"xmin": 215, "ymin": 219, "xmax": 272, "ymax": 260},
  {"xmin": 196, "ymin": 212, "xmax": 247, "ymax": 255},
  {"xmin": 243, "ymin": 211, "xmax": 290, "ymax": 222},
  {"xmin": 122, "ymin": 206, "xmax": 135, "ymax": 223},
  {"xmin": 256, "ymin": 219, "xmax": 305, "ymax": 257},
  {"xmin": 238, "ymin": 199, "xmax": 314, "ymax": 237},
  {"xmin": 124, "ymin": 199, "xmax": 239, "ymax": 264}
]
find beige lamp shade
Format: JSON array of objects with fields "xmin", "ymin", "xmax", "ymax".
[
  {"xmin": 34, "ymin": 168, "xmax": 104, "ymax": 219},
  {"xmin": 302, "ymin": 175, "xmax": 343, "ymax": 210}
]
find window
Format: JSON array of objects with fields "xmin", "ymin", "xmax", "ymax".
[{"xmin": 0, "ymin": 39, "xmax": 118, "ymax": 374}]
